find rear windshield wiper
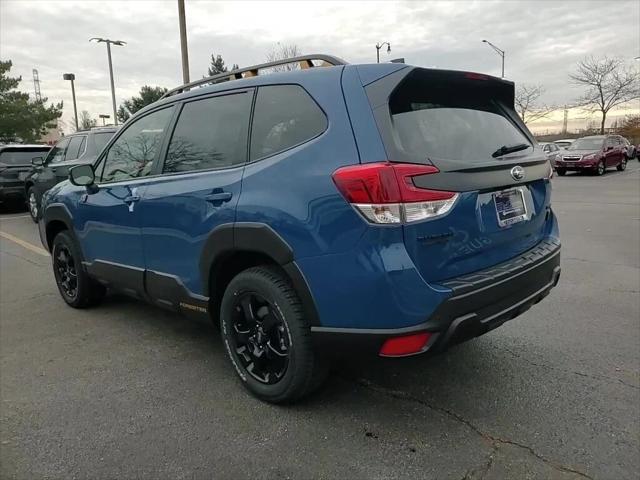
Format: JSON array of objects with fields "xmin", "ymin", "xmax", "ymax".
[{"xmin": 491, "ymin": 143, "xmax": 531, "ymax": 158}]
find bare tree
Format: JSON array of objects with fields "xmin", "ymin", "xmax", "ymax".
[
  {"xmin": 266, "ymin": 43, "xmax": 302, "ymax": 72},
  {"xmin": 79, "ymin": 110, "xmax": 96, "ymax": 130},
  {"xmin": 570, "ymin": 56, "xmax": 639, "ymax": 134},
  {"xmin": 515, "ymin": 84, "xmax": 557, "ymax": 124}
]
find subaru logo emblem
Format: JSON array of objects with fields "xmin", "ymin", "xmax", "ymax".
[{"xmin": 511, "ymin": 166, "xmax": 525, "ymax": 181}]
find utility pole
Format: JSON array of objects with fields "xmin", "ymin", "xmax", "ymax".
[
  {"xmin": 63, "ymin": 73, "xmax": 78, "ymax": 131},
  {"xmin": 178, "ymin": 0, "xmax": 190, "ymax": 84},
  {"xmin": 562, "ymin": 105, "xmax": 568, "ymax": 135},
  {"xmin": 90, "ymin": 37, "xmax": 126, "ymax": 126}
]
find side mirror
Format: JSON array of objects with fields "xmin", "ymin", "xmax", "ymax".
[
  {"xmin": 605, "ymin": 145, "xmax": 613, "ymax": 151},
  {"xmin": 32, "ymin": 157, "xmax": 44, "ymax": 166},
  {"xmin": 69, "ymin": 164, "xmax": 97, "ymax": 192}
]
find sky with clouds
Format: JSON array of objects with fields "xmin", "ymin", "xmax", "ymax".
[{"xmin": 1, "ymin": 0, "xmax": 639, "ymax": 133}]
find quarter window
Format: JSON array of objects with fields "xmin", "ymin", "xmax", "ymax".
[
  {"xmin": 98, "ymin": 108, "xmax": 173, "ymax": 183},
  {"xmin": 250, "ymin": 85, "xmax": 327, "ymax": 161},
  {"xmin": 164, "ymin": 92, "xmax": 252, "ymax": 173}
]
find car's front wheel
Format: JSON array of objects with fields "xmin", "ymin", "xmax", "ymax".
[
  {"xmin": 595, "ymin": 161, "xmax": 605, "ymax": 176},
  {"xmin": 556, "ymin": 168, "xmax": 566, "ymax": 176},
  {"xmin": 27, "ymin": 187, "xmax": 39, "ymax": 223},
  {"xmin": 52, "ymin": 231, "xmax": 105, "ymax": 308},
  {"xmin": 617, "ymin": 157, "xmax": 627, "ymax": 171},
  {"xmin": 220, "ymin": 266, "xmax": 327, "ymax": 403}
]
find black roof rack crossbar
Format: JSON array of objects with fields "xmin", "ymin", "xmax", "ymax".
[{"xmin": 161, "ymin": 54, "xmax": 348, "ymax": 99}]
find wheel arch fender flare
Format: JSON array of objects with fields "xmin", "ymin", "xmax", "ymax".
[{"xmin": 200, "ymin": 222, "xmax": 321, "ymax": 327}]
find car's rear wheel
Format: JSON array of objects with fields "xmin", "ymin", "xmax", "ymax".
[
  {"xmin": 617, "ymin": 157, "xmax": 627, "ymax": 171},
  {"xmin": 27, "ymin": 187, "xmax": 38, "ymax": 223},
  {"xmin": 52, "ymin": 231, "xmax": 105, "ymax": 308},
  {"xmin": 595, "ymin": 161, "xmax": 605, "ymax": 176},
  {"xmin": 556, "ymin": 168, "xmax": 566, "ymax": 176},
  {"xmin": 219, "ymin": 266, "xmax": 327, "ymax": 403}
]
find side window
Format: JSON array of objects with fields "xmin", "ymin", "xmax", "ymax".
[
  {"xmin": 64, "ymin": 136, "xmax": 86, "ymax": 161},
  {"xmin": 45, "ymin": 138, "xmax": 70, "ymax": 164},
  {"xmin": 99, "ymin": 108, "xmax": 173, "ymax": 183},
  {"xmin": 250, "ymin": 85, "xmax": 327, "ymax": 161},
  {"xmin": 542, "ymin": 145, "xmax": 550, "ymax": 152},
  {"xmin": 164, "ymin": 92, "xmax": 252, "ymax": 173}
]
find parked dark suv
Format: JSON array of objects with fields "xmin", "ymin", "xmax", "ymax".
[
  {"xmin": 554, "ymin": 135, "xmax": 627, "ymax": 176},
  {"xmin": 0, "ymin": 144, "xmax": 51, "ymax": 206},
  {"xmin": 38, "ymin": 56, "xmax": 560, "ymax": 403},
  {"xmin": 25, "ymin": 126, "xmax": 117, "ymax": 221}
]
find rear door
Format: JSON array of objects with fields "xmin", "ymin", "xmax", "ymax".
[
  {"xmin": 364, "ymin": 67, "xmax": 552, "ymax": 282},
  {"xmin": 138, "ymin": 89, "xmax": 253, "ymax": 303}
]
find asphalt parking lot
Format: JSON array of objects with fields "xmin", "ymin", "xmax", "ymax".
[{"xmin": 1, "ymin": 166, "xmax": 639, "ymax": 480}]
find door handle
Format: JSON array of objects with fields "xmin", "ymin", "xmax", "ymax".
[{"xmin": 205, "ymin": 191, "xmax": 233, "ymax": 203}]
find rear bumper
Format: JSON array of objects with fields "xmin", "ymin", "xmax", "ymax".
[{"xmin": 311, "ymin": 238, "xmax": 561, "ymax": 356}]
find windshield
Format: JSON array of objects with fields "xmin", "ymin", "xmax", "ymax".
[
  {"xmin": 93, "ymin": 132, "xmax": 115, "ymax": 154},
  {"xmin": 0, "ymin": 147, "xmax": 50, "ymax": 165},
  {"xmin": 389, "ymin": 73, "xmax": 530, "ymax": 165},
  {"xmin": 568, "ymin": 138, "xmax": 603, "ymax": 151}
]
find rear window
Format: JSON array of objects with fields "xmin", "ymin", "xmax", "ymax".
[
  {"xmin": 0, "ymin": 147, "xmax": 50, "ymax": 165},
  {"xmin": 388, "ymin": 70, "xmax": 531, "ymax": 166}
]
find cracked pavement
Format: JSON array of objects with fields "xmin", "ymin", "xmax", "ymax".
[{"xmin": 1, "ymin": 166, "xmax": 639, "ymax": 479}]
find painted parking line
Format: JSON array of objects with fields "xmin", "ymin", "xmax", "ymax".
[
  {"xmin": 0, "ymin": 231, "xmax": 49, "ymax": 257},
  {"xmin": 0, "ymin": 214, "xmax": 32, "ymax": 220}
]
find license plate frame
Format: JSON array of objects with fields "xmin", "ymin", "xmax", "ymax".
[{"xmin": 493, "ymin": 188, "xmax": 527, "ymax": 228}]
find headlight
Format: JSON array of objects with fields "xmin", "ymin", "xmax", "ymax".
[
  {"xmin": 582, "ymin": 154, "xmax": 595, "ymax": 161},
  {"xmin": 554, "ymin": 154, "xmax": 561, "ymax": 161}
]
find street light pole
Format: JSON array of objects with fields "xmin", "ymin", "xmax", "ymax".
[
  {"xmin": 177, "ymin": 0, "xmax": 190, "ymax": 84},
  {"xmin": 375, "ymin": 42, "xmax": 391, "ymax": 63},
  {"xmin": 482, "ymin": 39, "xmax": 505, "ymax": 78},
  {"xmin": 90, "ymin": 37, "xmax": 126, "ymax": 126},
  {"xmin": 62, "ymin": 73, "xmax": 78, "ymax": 131}
]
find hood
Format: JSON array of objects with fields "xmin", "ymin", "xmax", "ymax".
[{"xmin": 561, "ymin": 149, "xmax": 599, "ymax": 156}]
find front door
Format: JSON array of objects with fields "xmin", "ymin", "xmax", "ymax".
[
  {"xmin": 76, "ymin": 106, "xmax": 175, "ymax": 295},
  {"xmin": 138, "ymin": 89, "xmax": 253, "ymax": 308}
]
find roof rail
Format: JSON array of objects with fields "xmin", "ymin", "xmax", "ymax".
[{"xmin": 161, "ymin": 54, "xmax": 348, "ymax": 99}]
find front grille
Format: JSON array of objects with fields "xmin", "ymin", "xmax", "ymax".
[{"xmin": 562, "ymin": 156, "xmax": 581, "ymax": 162}]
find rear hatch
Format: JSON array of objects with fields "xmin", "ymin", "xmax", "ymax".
[
  {"xmin": 0, "ymin": 147, "xmax": 50, "ymax": 182},
  {"xmin": 365, "ymin": 68, "xmax": 552, "ymax": 282}
]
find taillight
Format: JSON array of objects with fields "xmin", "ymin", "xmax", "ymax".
[{"xmin": 332, "ymin": 162, "xmax": 458, "ymax": 224}]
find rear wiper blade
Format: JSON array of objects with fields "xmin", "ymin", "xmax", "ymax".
[{"xmin": 491, "ymin": 143, "xmax": 530, "ymax": 158}]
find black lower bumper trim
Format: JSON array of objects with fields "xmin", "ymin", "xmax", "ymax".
[{"xmin": 311, "ymin": 239, "xmax": 561, "ymax": 357}]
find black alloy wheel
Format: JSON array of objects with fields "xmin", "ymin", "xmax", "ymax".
[
  {"xmin": 54, "ymin": 244, "xmax": 78, "ymax": 300},
  {"xmin": 51, "ymin": 231, "xmax": 105, "ymax": 308},
  {"xmin": 220, "ymin": 266, "xmax": 328, "ymax": 403},
  {"xmin": 229, "ymin": 292, "xmax": 290, "ymax": 384}
]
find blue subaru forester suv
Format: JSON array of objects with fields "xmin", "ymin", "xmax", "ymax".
[{"xmin": 38, "ymin": 55, "xmax": 560, "ymax": 403}]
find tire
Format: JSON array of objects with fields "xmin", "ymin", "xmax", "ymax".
[
  {"xmin": 27, "ymin": 187, "xmax": 39, "ymax": 223},
  {"xmin": 556, "ymin": 168, "xmax": 566, "ymax": 176},
  {"xmin": 219, "ymin": 265, "xmax": 328, "ymax": 403},
  {"xmin": 52, "ymin": 231, "xmax": 105, "ymax": 308},
  {"xmin": 595, "ymin": 161, "xmax": 605, "ymax": 176},
  {"xmin": 617, "ymin": 157, "xmax": 627, "ymax": 171}
]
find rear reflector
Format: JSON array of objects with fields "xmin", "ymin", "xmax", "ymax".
[
  {"xmin": 332, "ymin": 162, "xmax": 458, "ymax": 224},
  {"xmin": 379, "ymin": 332, "xmax": 432, "ymax": 357}
]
